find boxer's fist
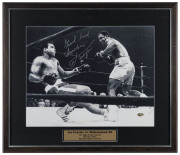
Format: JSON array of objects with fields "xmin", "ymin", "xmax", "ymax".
[
  {"xmin": 75, "ymin": 64, "xmax": 91, "ymax": 73},
  {"xmin": 43, "ymin": 73, "xmax": 57, "ymax": 85},
  {"xmin": 104, "ymin": 55, "xmax": 114, "ymax": 65},
  {"xmin": 94, "ymin": 52, "xmax": 103, "ymax": 63}
]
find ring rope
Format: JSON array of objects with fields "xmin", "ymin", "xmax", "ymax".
[
  {"xmin": 27, "ymin": 60, "xmax": 153, "ymax": 69},
  {"xmin": 27, "ymin": 62, "xmax": 153, "ymax": 79},
  {"xmin": 27, "ymin": 93, "xmax": 154, "ymax": 107},
  {"xmin": 27, "ymin": 61, "xmax": 153, "ymax": 94},
  {"xmin": 135, "ymin": 66, "xmax": 154, "ymax": 69},
  {"xmin": 64, "ymin": 81, "xmax": 152, "ymax": 89},
  {"xmin": 27, "ymin": 26, "xmax": 86, "ymax": 50},
  {"xmin": 25, "ymin": 78, "xmax": 152, "ymax": 90}
]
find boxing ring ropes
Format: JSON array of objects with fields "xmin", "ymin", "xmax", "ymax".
[{"xmin": 26, "ymin": 26, "xmax": 154, "ymax": 107}]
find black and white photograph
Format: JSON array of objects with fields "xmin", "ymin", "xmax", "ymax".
[{"xmin": 26, "ymin": 26, "xmax": 155, "ymax": 127}]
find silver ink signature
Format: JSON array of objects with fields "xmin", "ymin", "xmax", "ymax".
[
  {"xmin": 63, "ymin": 31, "xmax": 94, "ymax": 68},
  {"xmin": 79, "ymin": 31, "xmax": 89, "ymax": 41},
  {"xmin": 64, "ymin": 35, "xmax": 76, "ymax": 49},
  {"xmin": 64, "ymin": 43, "xmax": 86, "ymax": 57},
  {"xmin": 68, "ymin": 40, "xmax": 95, "ymax": 68}
]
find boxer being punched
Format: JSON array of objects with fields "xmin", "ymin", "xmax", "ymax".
[
  {"xmin": 29, "ymin": 42, "xmax": 114, "ymax": 122},
  {"xmin": 96, "ymin": 31, "xmax": 146, "ymax": 97}
]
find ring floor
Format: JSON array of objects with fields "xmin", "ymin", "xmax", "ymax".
[{"xmin": 26, "ymin": 106, "xmax": 154, "ymax": 127}]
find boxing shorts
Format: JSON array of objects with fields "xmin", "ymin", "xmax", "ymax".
[
  {"xmin": 44, "ymin": 79, "xmax": 77, "ymax": 94},
  {"xmin": 109, "ymin": 57, "xmax": 135, "ymax": 85}
]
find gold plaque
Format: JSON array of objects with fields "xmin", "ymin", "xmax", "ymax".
[{"xmin": 63, "ymin": 130, "xmax": 117, "ymax": 142}]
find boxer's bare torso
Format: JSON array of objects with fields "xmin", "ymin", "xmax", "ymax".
[
  {"xmin": 106, "ymin": 38, "xmax": 130, "ymax": 60},
  {"xmin": 31, "ymin": 56, "xmax": 60, "ymax": 79}
]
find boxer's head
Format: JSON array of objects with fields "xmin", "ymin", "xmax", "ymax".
[
  {"xmin": 42, "ymin": 41, "xmax": 56, "ymax": 58},
  {"xmin": 98, "ymin": 31, "xmax": 110, "ymax": 44}
]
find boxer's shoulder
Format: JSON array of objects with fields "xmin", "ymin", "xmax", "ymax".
[
  {"xmin": 50, "ymin": 57, "xmax": 58, "ymax": 61},
  {"xmin": 32, "ymin": 56, "xmax": 44, "ymax": 64},
  {"xmin": 107, "ymin": 38, "xmax": 116, "ymax": 44},
  {"xmin": 36, "ymin": 56, "xmax": 43, "ymax": 60}
]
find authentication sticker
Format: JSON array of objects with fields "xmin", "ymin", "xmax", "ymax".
[
  {"xmin": 137, "ymin": 113, "xmax": 144, "ymax": 117},
  {"xmin": 63, "ymin": 130, "xmax": 117, "ymax": 142}
]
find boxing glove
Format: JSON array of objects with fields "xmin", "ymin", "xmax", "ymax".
[
  {"xmin": 75, "ymin": 64, "xmax": 91, "ymax": 73},
  {"xmin": 104, "ymin": 55, "xmax": 114, "ymax": 65},
  {"xmin": 43, "ymin": 73, "xmax": 57, "ymax": 85},
  {"xmin": 94, "ymin": 52, "xmax": 103, "ymax": 63}
]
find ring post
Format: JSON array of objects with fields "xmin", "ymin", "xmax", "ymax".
[{"xmin": 140, "ymin": 63, "xmax": 144, "ymax": 93}]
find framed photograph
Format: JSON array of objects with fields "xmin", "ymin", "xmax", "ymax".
[{"xmin": 3, "ymin": 3, "xmax": 177, "ymax": 152}]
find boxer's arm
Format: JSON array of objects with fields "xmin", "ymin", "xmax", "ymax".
[
  {"xmin": 29, "ymin": 57, "xmax": 44, "ymax": 83},
  {"xmin": 57, "ymin": 62, "xmax": 78, "ymax": 79},
  {"xmin": 100, "ymin": 40, "xmax": 116, "ymax": 56}
]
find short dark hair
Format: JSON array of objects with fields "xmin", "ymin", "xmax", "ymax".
[
  {"xmin": 41, "ymin": 41, "xmax": 54, "ymax": 51},
  {"xmin": 98, "ymin": 31, "xmax": 110, "ymax": 37}
]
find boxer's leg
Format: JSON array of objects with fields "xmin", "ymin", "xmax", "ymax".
[
  {"xmin": 108, "ymin": 64, "xmax": 126, "ymax": 96},
  {"xmin": 47, "ymin": 86, "xmax": 59, "ymax": 94},
  {"xmin": 121, "ymin": 69, "xmax": 143, "ymax": 97},
  {"xmin": 68, "ymin": 84, "xmax": 91, "ymax": 95},
  {"xmin": 106, "ymin": 79, "xmax": 120, "ymax": 120},
  {"xmin": 122, "ymin": 84, "xmax": 142, "ymax": 96},
  {"xmin": 58, "ymin": 84, "xmax": 91, "ymax": 95},
  {"xmin": 69, "ymin": 102, "xmax": 105, "ymax": 115},
  {"xmin": 56, "ymin": 104, "xmax": 74, "ymax": 122},
  {"xmin": 56, "ymin": 84, "xmax": 97, "ymax": 122},
  {"xmin": 107, "ymin": 78, "xmax": 122, "ymax": 96},
  {"xmin": 66, "ymin": 85, "xmax": 105, "ymax": 115},
  {"xmin": 46, "ymin": 86, "xmax": 74, "ymax": 122},
  {"xmin": 56, "ymin": 84, "xmax": 118, "ymax": 122},
  {"xmin": 69, "ymin": 101, "xmax": 117, "ymax": 121}
]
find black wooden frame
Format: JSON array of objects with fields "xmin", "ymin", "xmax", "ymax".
[{"xmin": 3, "ymin": 3, "xmax": 177, "ymax": 152}]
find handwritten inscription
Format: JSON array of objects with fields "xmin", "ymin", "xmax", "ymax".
[
  {"xmin": 79, "ymin": 31, "xmax": 89, "ymax": 41},
  {"xmin": 64, "ymin": 35, "xmax": 76, "ymax": 49},
  {"xmin": 63, "ymin": 31, "xmax": 94, "ymax": 68},
  {"xmin": 68, "ymin": 40, "xmax": 94, "ymax": 67}
]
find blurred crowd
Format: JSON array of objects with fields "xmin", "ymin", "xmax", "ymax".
[{"xmin": 26, "ymin": 98, "xmax": 67, "ymax": 107}]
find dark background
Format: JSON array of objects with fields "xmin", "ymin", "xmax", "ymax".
[
  {"xmin": 10, "ymin": 8, "xmax": 170, "ymax": 146},
  {"xmin": 27, "ymin": 26, "xmax": 154, "ymax": 95}
]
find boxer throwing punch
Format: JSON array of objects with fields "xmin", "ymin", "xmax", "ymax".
[
  {"xmin": 96, "ymin": 31, "xmax": 146, "ymax": 97},
  {"xmin": 29, "ymin": 41, "xmax": 115, "ymax": 122}
]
